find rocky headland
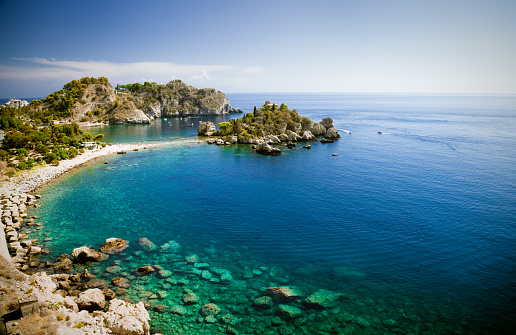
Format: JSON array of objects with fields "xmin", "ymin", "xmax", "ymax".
[{"xmin": 26, "ymin": 77, "xmax": 242, "ymax": 125}]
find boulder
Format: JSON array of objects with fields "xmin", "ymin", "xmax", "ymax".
[
  {"xmin": 104, "ymin": 299, "xmax": 150, "ymax": 335},
  {"xmin": 300, "ymin": 130, "xmax": 316, "ymax": 141},
  {"xmin": 200, "ymin": 303, "xmax": 221, "ymax": 316},
  {"xmin": 255, "ymin": 143, "xmax": 282, "ymax": 156},
  {"xmin": 181, "ymin": 292, "xmax": 199, "ymax": 305},
  {"xmin": 159, "ymin": 240, "xmax": 181, "ymax": 253},
  {"xmin": 324, "ymin": 127, "xmax": 340, "ymax": 140},
  {"xmin": 303, "ymin": 289, "xmax": 341, "ymax": 309},
  {"xmin": 198, "ymin": 121, "xmax": 217, "ymax": 136},
  {"xmin": 309, "ymin": 122, "xmax": 327, "ymax": 136},
  {"xmin": 99, "ymin": 237, "xmax": 129, "ymax": 254},
  {"xmin": 253, "ymin": 296, "xmax": 273, "ymax": 309},
  {"xmin": 77, "ymin": 288, "xmax": 106, "ymax": 311},
  {"xmin": 136, "ymin": 238, "xmax": 156, "ymax": 252},
  {"xmin": 137, "ymin": 265, "xmax": 155, "ymax": 274},
  {"xmin": 276, "ymin": 304, "xmax": 303, "ymax": 320},
  {"xmin": 264, "ymin": 286, "xmax": 303, "ymax": 303},
  {"xmin": 320, "ymin": 117, "xmax": 334, "ymax": 129},
  {"xmin": 71, "ymin": 246, "xmax": 103, "ymax": 263}
]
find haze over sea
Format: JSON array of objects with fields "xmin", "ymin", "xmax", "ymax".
[{"xmin": 29, "ymin": 93, "xmax": 516, "ymax": 334}]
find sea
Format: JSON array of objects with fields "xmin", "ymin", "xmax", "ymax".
[{"xmin": 23, "ymin": 93, "xmax": 516, "ymax": 334}]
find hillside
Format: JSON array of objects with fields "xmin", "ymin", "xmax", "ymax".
[{"xmin": 24, "ymin": 77, "xmax": 241, "ymax": 124}]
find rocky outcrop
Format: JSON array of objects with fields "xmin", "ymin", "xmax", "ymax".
[
  {"xmin": 255, "ymin": 143, "xmax": 282, "ymax": 156},
  {"xmin": 198, "ymin": 121, "xmax": 217, "ymax": 136},
  {"xmin": 99, "ymin": 237, "xmax": 129, "ymax": 254},
  {"xmin": 71, "ymin": 246, "xmax": 103, "ymax": 263}
]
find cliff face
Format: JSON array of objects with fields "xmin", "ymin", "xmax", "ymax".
[{"xmin": 37, "ymin": 78, "xmax": 241, "ymax": 125}]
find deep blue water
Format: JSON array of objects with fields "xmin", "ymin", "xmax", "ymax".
[{"xmin": 28, "ymin": 93, "xmax": 516, "ymax": 334}]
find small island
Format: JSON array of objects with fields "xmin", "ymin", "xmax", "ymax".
[{"xmin": 198, "ymin": 101, "xmax": 340, "ymax": 155}]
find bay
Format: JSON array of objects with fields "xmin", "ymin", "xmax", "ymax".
[{"xmin": 29, "ymin": 93, "xmax": 516, "ymax": 334}]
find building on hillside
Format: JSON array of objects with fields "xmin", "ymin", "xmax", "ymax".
[
  {"xmin": 80, "ymin": 142, "xmax": 98, "ymax": 150},
  {"xmin": 1, "ymin": 98, "xmax": 29, "ymax": 108}
]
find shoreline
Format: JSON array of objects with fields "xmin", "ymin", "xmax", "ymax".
[{"xmin": 0, "ymin": 140, "xmax": 191, "ymax": 195}]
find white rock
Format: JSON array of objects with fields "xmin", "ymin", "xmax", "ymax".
[
  {"xmin": 104, "ymin": 299, "xmax": 150, "ymax": 335},
  {"xmin": 77, "ymin": 288, "xmax": 106, "ymax": 311}
]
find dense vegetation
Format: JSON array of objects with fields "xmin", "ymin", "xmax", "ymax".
[
  {"xmin": 216, "ymin": 102, "xmax": 311, "ymax": 139},
  {"xmin": 0, "ymin": 106, "xmax": 104, "ymax": 178}
]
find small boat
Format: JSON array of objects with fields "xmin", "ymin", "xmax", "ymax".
[
  {"xmin": 378, "ymin": 131, "xmax": 383, "ymax": 134},
  {"xmin": 332, "ymin": 153, "xmax": 339, "ymax": 156},
  {"xmin": 117, "ymin": 151, "xmax": 126, "ymax": 154}
]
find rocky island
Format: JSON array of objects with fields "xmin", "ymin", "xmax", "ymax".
[{"xmin": 198, "ymin": 101, "xmax": 340, "ymax": 155}]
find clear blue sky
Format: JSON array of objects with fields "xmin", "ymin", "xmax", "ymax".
[{"xmin": 1, "ymin": 0, "xmax": 515, "ymax": 97}]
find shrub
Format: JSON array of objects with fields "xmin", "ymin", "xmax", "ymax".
[{"xmin": 17, "ymin": 162, "xmax": 27, "ymax": 170}]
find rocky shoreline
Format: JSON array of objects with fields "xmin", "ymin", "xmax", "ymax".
[{"xmin": 0, "ymin": 141, "xmax": 187, "ymax": 335}]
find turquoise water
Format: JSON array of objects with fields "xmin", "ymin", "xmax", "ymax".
[{"xmin": 28, "ymin": 93, "xmax": 516, "ymax": 334}]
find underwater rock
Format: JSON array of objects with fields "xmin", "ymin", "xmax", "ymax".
[
  {"xmin": 276, "ymin": 304, "xmax": 303, "ymax": 320},
  {"xmin": 159, "ymin": 240, "xmax": 181, "ymax": 253},
  {"xmin": 137, "ymin": 238, "xmax": 157, "ymax": 252},
  {"xmin": 99, "ymin": 237, "xmax": 129, "ymax": 254},
  {"xmin": 112, "ymin": 276, "xmax": 131, "ymax": 288},
  {"xmin": 106, "ymin": 265, "xmax": 122, "ymax": 274},
  {"xmin": 200, "ymin": 270, "xmax": 212, "ymax": 281},
  {"xmin": 137, "ymin": 265, "xmax": 155, "ymax": 274},
  {"xmin": 194, "ymin": 262, "xmax": 210, "ymax": 269},
  {"xmin": 72, "ymin": 246, "xmax": 104, "ymax": 263},
  {"xmin": 220, "ymin": 272, "xmax": 233, "ymax": 284},
  {"xmin": 204, "ymin": 315, "xmax": 217, "ymax": 323},
  {"xmin": 153, "ymin": 304, "xmax": 169, "ymax": 313},
  {"xmin": 253, "ymin": 296, "xmax": 273, "ymax": 309},
  {"xmin": 182, "ymin": 292, "xmax": 199, "ymax": 305},
  {"xmin": 320, "ymin": 138, "xmax": 334, "ymax": 143},
  {"xmin": 200, "ymin": 303, "xmax": 221, "ymax": 316},
  {"xmin": 303, "ymin": 289, "xmax": 341, "ymax": 309},
  {"xmin": 157, "ymin": 291, "xmax": 168, "ymax": 299},
  {"xmin": 220, "ymin": 313, "xmax": 239, "ymax": 325},
  {"xmin": 157, "ymin": 269, "xmax": 172, "ymax": 278},
  {"xmin": 333, "ymin": 266, "xmax": 366, "ymax": 279},
  {"xmin": 171, "ymin": 305, "xmax": 188, "ymax": 316},
  {"xmin": 264, "ymin": 286, "xmax": 303, "ymax": 303},
  {"xmin": 185, "ymin": 254, "xmax": 199, "ymax": 264},
  {"xmin": 77, "ymin": 288, "xmax": 106, "ymax": 312}
]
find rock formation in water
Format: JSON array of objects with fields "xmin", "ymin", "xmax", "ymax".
[{"xmin": 199, "ymin": 101, "xmax": 340, "ymax": 155}]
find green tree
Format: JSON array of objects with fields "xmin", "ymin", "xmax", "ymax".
[
  {"xmin": 93, "ymin": 134, "xmax": 104, "ymax": 142},
  {"xmin": 82, "ymin": 132, "xmax": 93, "ymax": 142}
]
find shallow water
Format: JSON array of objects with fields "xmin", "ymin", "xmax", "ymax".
[{"xmin": 28, "ymin": 93, "xmax": 516, "ymax": 334}]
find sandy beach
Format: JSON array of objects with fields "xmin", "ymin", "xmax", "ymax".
[{"xmin": 0, "ymin": 142, "xmax": 164, "ymax": 195}]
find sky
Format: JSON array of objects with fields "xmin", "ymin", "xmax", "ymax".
[{"xmin": 0, "ymin": 0, "xmax": 515, "ymax": 97}]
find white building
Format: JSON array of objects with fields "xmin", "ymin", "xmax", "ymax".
[{"xmin": 2, "ymin": 98, "xmax": 29, "ymax": 108}]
